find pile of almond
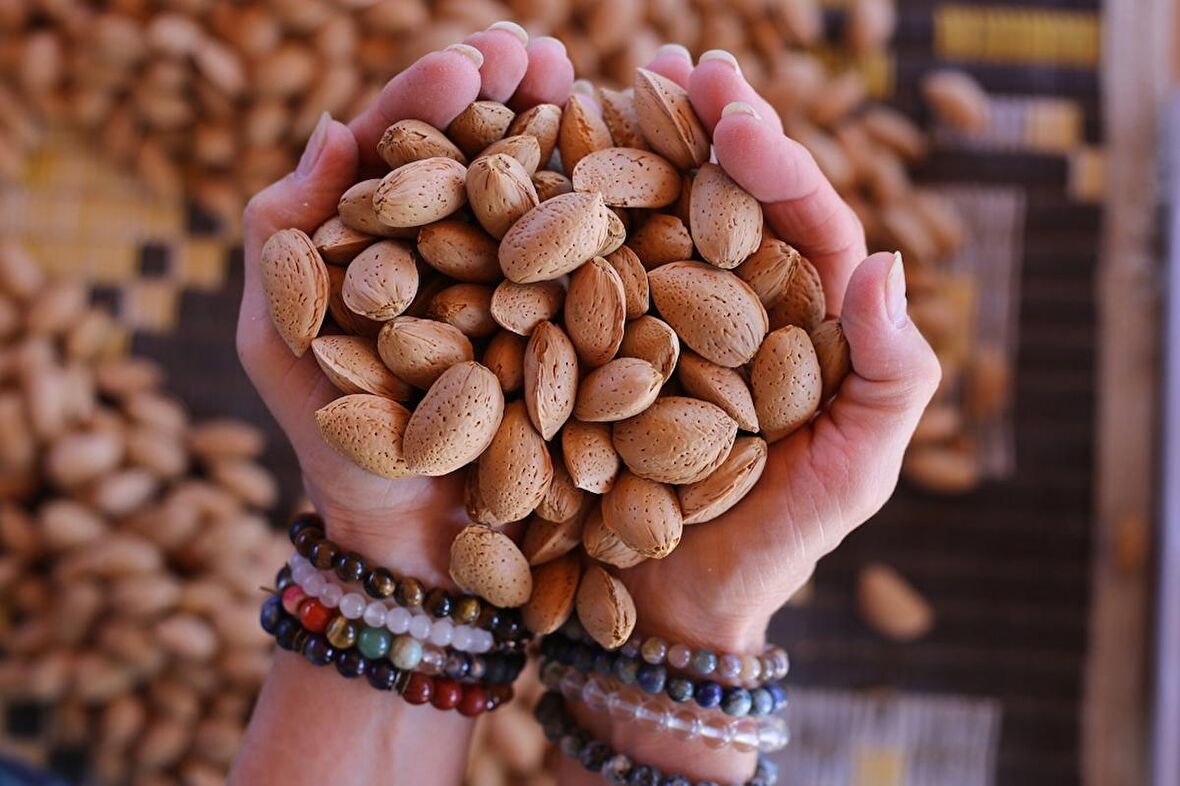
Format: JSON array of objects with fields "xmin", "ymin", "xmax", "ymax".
[{"xmin": 0, "ymin": 243, "xmax": 288, "ymax": 786}]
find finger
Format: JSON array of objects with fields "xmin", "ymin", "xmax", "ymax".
[
  {"xmin": 687, "ymin": 50, "xmax": 783, "ymax": 134},
  {"xmin": 645, "ymin": 44, "xmax": 694, "ymax": 88},
  {"xmin": 712, "ymin": 106, "xmax": 866, "ymax": 315},
  {"xmin": 464, "ymin": 22, "xmax": 530, "ymax": 103},
  {"xmin": 509, "ymin": 36, "xmax": 575, "ymax": 110},
  {"xmin": 349, "ymin": 46, "xmax": 484, "ymax": 171}
]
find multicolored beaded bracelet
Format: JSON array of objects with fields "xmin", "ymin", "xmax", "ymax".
[
  {"xmin": 540, "ymin": 660, "xmax": 789, "ymax": 754},
  {"xmin": 541, "ymin": 635, "xmax": 788, "ymax": 718},
  {"xmin": 261, "ymin": 594, "xmax": 513, "ymax": 715},
  {"xmin": 535, "ymin": 691, "xmax": 780, "ymax": 786}
]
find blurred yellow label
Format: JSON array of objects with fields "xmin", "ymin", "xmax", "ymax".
[{"xmin": 936, "ymin": 6, "xmax": 1101, "ymax": 67}]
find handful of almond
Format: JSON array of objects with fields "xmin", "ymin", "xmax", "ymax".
[{"xmin": 259, "ymin": 69, "xmax": 851, "ymax": 649}]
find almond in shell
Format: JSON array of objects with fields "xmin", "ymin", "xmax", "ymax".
[
  {"xmin": 768, "ymin": 254, "xmax": 825, "ymax": 331},
  {"xmin": 810, "ymin": 319, "xmax": 851, "ymax": 401},
  {"xmin": 601, "ymin": 471, "xmax": 682, "ymax": 559},
  {"xmin": 377, "ymin": 118, "xmax": 466, "ymax": 169},
  {"xmin": 466, "ymin": 153, "xmax": 539, "ymax": 239},
  {"xmin": 490, "ymin": 279, "xmax": 565, "ymax": 336},
  {"xmin": 337, "ymin": 179, "xmax": 415, "ymax": 238},
  {"xmin": 341, "ymin": 240, "xmax": 418, "ymax": 320},
  {"xmin": 572, "ymin": 147, "xmax": 681, "ymax": 208},
  {"xmin": 403, "ymin": 361, "xmax": 504, "ymax": 476},
  {"xmin": 521, "ymin": 553, "xmax": 580, "ymax": 635},
  {"xmin": 575, "ymin": 564, "xmax": 636, "ymax": 649},
  {"xmin": 523, "ymin": 321, "xmax": 578, "ymax": 440},
  {"xmin": 373, "ymin": 157, "xmax": 468, "ymax": 228},
  {"xmin": 427, "ymin": 283, "xmax": 497, "ymax": 338},
  {"xmin": 416, "ymin": 220, "xmax": 501, "ymax": 283},
  {"xmin": 477, "ymin": 134, "xmax": 542, "ymax": 176},
  {"xmin": 627, "ymin": 213, "xmax": 693, "ymax": 270},
  {"xmin": 613, "ymin": 396, "xmax": 737, "ymax": 485},
  {"xmin": 574, "ymin": 358, "xmax": 662, "ymax": 422},
  {"xmin": 535, "ymin": 461, "xmax": 586, "ymax": 524},
  {"xmin": 649, "ymin": 261, "xmax": 767, "ymax": 368},
  {"xmin": 376, "ymin": 316, "xmax": 474, "ymax": 389},
  {"xmin": 522, "ymin": 513, "xmax": 584, "ymax": 566},
  {"xmin": 483, "ymin": 330, "xmax": 527, "ymax": 394},
  {"xmin": 447, "ymin": 101, "xmax": 515, "ymax": 159},
  {"xmin": 312, "ymin": 215, "xmax": 374, "ymax": 264},
  {"xmin": 471, "ymin": 401, "xmax": 554, "ymax": 525},
  {"xmin": 311, "ymin": 335, "xmax": 412, "ymax": 401},
  {"xmin": 677, "ymin": 436, "xmax": 767, "ymax": 524},
  {"xmin": 750, "ymin": 325, "xmax": 822, "ymax": 442},
  {"xmin": 507, "ymin": 103, "xmax": 561, "ymax": 166},
  {"xmin": 559, "ymin": 93, "xmax": 613, "ymax": 176},
  {"xmin": 532, "ymin": 170, "xmax": 573, "ymax": 202},
  {"xmin": 690, "ymin": 163, "xmax": 763, "ymax": 269},
  {"xmin": 581, "ymin": 503, "xmax": 646, "ymax": 569},
  {"xmin": 605, "ymin": 246, "xmax": 649, "ymax": 319},
  {"xmin": 327, "ymin": 265, "xmax": 381, "ymax": 338},
  {"xmin": 565, "ymin": 257, "xmax": 626, "ymax": 367},
  {"xmin": 314, "ymin": 394, "xmax": 412, "ymax": 479},
  {"xmin": 258, "ymin": 228, "xmax": 328, "ymax": 356},
  {"xmin": 617, "ymin": 315, "xmax": 679, "ymax": 381},
  {"xmin": 597, "ymin": 87, "xmax": 647, "ymax": 149},
  {"xmin": 677, "ymin": 351, "xmax": 758, "ymax": 432},
  {"xmin": 633, "ymin": 68, "xmax": 709, "ymax": 169},
  {"xmin": 562, "ymin": 420, "xmax": 620, "ymax": 494},
  {"xmin": 736, "ymin": 237, "xmax": 802, "ymax": 306},
  {"xmin": 449, "ymin": 524, "xmax": 532, "ymax": 607},
  {"xmin": 857, "ymin": 563, "xmax": 934, "ymax": 641},
  {"xmin": 499, "ymin": 191, "xmax": 616, "ymax": 283}
]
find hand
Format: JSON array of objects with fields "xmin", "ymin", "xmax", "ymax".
[{"xmin": 236, "ymin": 27, "xmax": 575, "ymax": 582}]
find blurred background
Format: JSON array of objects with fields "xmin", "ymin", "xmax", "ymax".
[{"xmin": 0, "ymin": 0, "xmax": 1171, "ymax": 785}]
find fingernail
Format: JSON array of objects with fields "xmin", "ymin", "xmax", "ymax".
[
  {"xmin": 532, "ymin": 35, "xmax": 566, "ymax": 54},
  {"xmin": 656, "ymin": 43, "xmax": 692, "ymax": 62},
  {"xmin": 445, "ymin": 43, "xmax": 484, "ymax": 68},
  {"xmin": 297, "ymin": 111, "xmax": 331, "ymax": 177},
  {"xmin": 721, "ymin": 101, "xmax": 760, "ymax": 120},
  {"xmin": 699, "ymin": 49, "xmax": 740, "ymax": 72},
  {"xmin": 572, "ymin": 79, "xmax": 594, "ymax": 96},
  {"xmin": 885, "ymin": 251, "xmax": 908, "ymax": 327},
  {"xmin": 487, "ymin": 20, "xmax": 528, "ymax": 45}
]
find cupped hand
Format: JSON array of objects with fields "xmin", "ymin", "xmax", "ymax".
[{"xmin": 236, "ymin": 27, "xmax": 575, "ymax": 581}]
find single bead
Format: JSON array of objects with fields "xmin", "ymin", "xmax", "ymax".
[
  {"xmin": 606, "ymin": 687, "xmax": 644, "ymax": 722},
  {"xmin": 402, "ymin": 673, "xmax": 433, "ymax": 705},
  {"xmin": 492, "ymin": 609, "xmax": 523, "ymax": 641},
  {"xmin": 309, "ymin": 539, "xmax": 338, "ymax": 570},
  {"xmin": 333, "ymin": 552, "xmax": 366, "ymax": 583},
  {"xmin": 690, "ymin": 650, "xmax": 718, "ymax": 676},
  {"xmin": 443, "ymin": 652, "xmax": 469, "ymax": 680},
  {"xmin": 505, "ymin": 651, "xmax": 528, "ymax": 682},
  {"xmin": 626, "ymin": 764, "xmax": 660, "ymax": 786},
  {"xmin": 640, "ymin": 637, "xmax": 667, "ymax": 664},
  {"xmin": 390, "ymin": 635, "xmax": 423, "ymax": 670},
  {"xmin": 621, "ymin": 634, "xmax": 641, "ymax": 658},
  {"xmin": 560, "ymin": 669, "xmax": 586, "ymax": 700},
  {"xmin": 666, "ymin": 644, "xmax": 691, "ymax": 670},
  {"xmin": 748, "ymin": 687, "xmax": 773, "ymax": 717},
  {"xmin": 292, "ymin": 527, "xmax": 321, "ymax": 557},
  {"xmin": 291, "ymin": 561, "xmax": 315, "ymax": 585},
  {"xmin": 451, "ymin": 624, "xmax": 474, "ymax": 651},
  {"xmin": 476, "ymin": 604, "xmax": 500, "ymax": 631},
  {"xmin": 301, "ymin": 634, "xmax": 335, "ymax": 666},
  {"xmin": 731, "ymin": 718, "xmax": 759, "ymax": 753},
  {"xmin": 636, "ymin": 698, "xmax": 671, "ymax": 731},
  {"xmin": 288, "ymin": 513, "xmax": 322, "ymax": 543},
  {"xmin": 357, "ymin": 626, "xmax": 392, "ymax": 660},
  {"xmin": 336, "ymin": 649, "xmax": 367, "ymax": 679},
  {"xmin": 700, "ymin": 714, "xmax": 734, "ymax": 749},
  {"xmin": 766, "ymin": 682, "xmax": 788, "ymax": 712},
  {"xmin": 318, "ymin": 582, "xmax": 342, "ymax": 608},
  {"xmin": 485, "ymin": 684, "xmax": 513, "ymax": 710},
  {"xmin": 325, "ymin": 615, "xmax": 358, "ymax": 650},
  {"xmin": 280, "ymin": 585, "xmax": 306, "ymax": 615},
  {"xmin": 363, "ymin": 602, "xmax": 387, "ymax": 628},
  {"xmin": 298, "ymin": 598, "xmax": 333, "ymax": 634},
  {"xmin": 613, "ymin": 656, "xmax": 640, "ymax": 685},
  {"xmin": 339, "ymin": 592, "xmax": 366, "ymax": 620},
  {"xmin": 740, "ymin": 654, "xmax": 761, "ymax": 683},
  {"xmin": 601, "ymin": 753, "xmax": 632, "ymax": 785},
  {"xmin": 758, "ymin": 656, "xmax": 774, "ymax": 682},
  {"xmin": 453, "ymin": 596, "xmax": 481, "ymax": 625},
  {"xmin": 670, "ymin": 709, "xmax": 701, "ymax": 741},
  {"xmin": 472, "ymin": 629, "xmax": 494, "ymax": 653},
  {"xmin": 429, "ymin": 619, "xmax": 454, "ymax": 647},
  {"xmin": 259, "ymin": 595, "xmax": 283, "ymax": 634},
  {"xmin": 274, "ymin": 617, "xmax": 301, "ymax": 650},
  {"xmin": 636, "ymin": 664, "xmax": 667, "ymax": 694},
  {"xmin": 772, "ymin": 649, "xmax": 790, "ymax": 679},
  {"xmin": 757, "ymin": 716, "xmax": 789, "ymax": 753},
  {"xmin": 722, "ymin": 686, "xmax": 753, "ymax": 717},
  {"xmin": 431, "ymin": 678, "xmax": 463, "ymax": 710},
  {"xmin": 275, "ymin": 565, "xmax": 294, "ymax": 592},
  {"xmin": 694, "ymin": 681, "xmax": 723, "ymax": 709},
  {"xmin": 665, "ymin": 677, "xmax": 694, "ymax": 703},
  {"xmin": 467, "ymin": 654, "xmax": 487, "ymax": 681},
  {"xmin": 578, "ymin": 740, "xmax": 611, "ymax": 772},
  {"xmin": 363, "ymin": 567, "xmax": 396, "ymax": 599},
  {"xmin": 408, "ymin": 614, "xmax": 432, "ymax": 640},
  {"xmin": 385, "ymin": 606, "xmax": 412, "ymax": 634},
  {"xmin": 717, "ymin": 653, "xmax": 743, "ymax": 681},
  {"xmin": 394, "ymin": 577, "xmax": 424, "ymax": 608},
  {"xmin": 419, "ymin": 645, "xmax": 445, "ymax": 675},
  {"xmin": 424, "ymin": 588, "xmax": 453, "ymax": 618},
  {"xmin": 457, "ymin": 685, "xmax": 487, "ymax": 717},
  {"xmin": 582, "ymin": 676, "xmax": 609, "ymax": 713}
]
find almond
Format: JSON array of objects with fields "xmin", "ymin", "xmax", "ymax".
[
  {"xmin": 536, "ymin": 461, "xmax": 586, "ymax": 524},
  {"xmin": 574, "ymin": 358, "xmax": 662, "ymax": 422},
  {"xmin": 447, "ymin": 101, "xmax": 515, "ymax": 159},
  {"xmin": 312, "ymin": 215, "xmax": 374, "ymax": 264},
  {"xmin": 767, "ymin": 254, "xmax": 825, "ymax": 331},
  {"xmin": 416, "ymin": 220, "xmax": 501, "ymax": 283},
  {"xmin": 449, "ymin": 524, "xmax": 532, "ymax": 608},
  {"xmin": 472, "ymin": 401, "xmax": 554, "ymax": 525},
  {"xmin": 677, "ymin": 351, "xmax": 758, "ymax": 432},
  {"xmin": 677, "ymin": 436, "xmax": 767, "ymax": 524},
  {"xmin": 521, "ymin": 552, "xmax": 580, "ymax": 635},
  {"xmin": 466, "ymin": 153, "xmax": 539, "ymax": 239},
  {"xmin": 561, "ymin": 420, "xmax": 620, "ymax": 494},
  {"xmin": 327, "ymin": 265, "xmax": 381, "ymax": 338},
  {"xmin": 523, "ymin": 321, "xmax": 578, "ymax": 440},
  {"xmin": 565, "ymin": 257, "xmax": 626, "ymax": 367},
  {"xmin": 499, "ymin": 191, "xmax": 615, "ymax": 283},
  {"xmin": 311, "ymin": 335, "xmax": 413, "ymax": 400},
  {"xmin": 490, "ymin": 279, "xmax": 565, "ymax": 336},
  {"xmin": 597, "ymin": 87, "xmax": 647, "ymax": 149},
  {"xmin": 338, "ymin": 179, "xmax": 415, "ymax": 238},
  {"xmin": 314, "ymin": 394, "xmax": 412, "ymax": 479},
  {"xmin": 483, "ymin": 330, "xmax": 527, "ymax": 394},
  {"xmin": 902, "ymin": 442, "xmax": 979, "ymax": 493},
  {"xmin": 532, "ymin": 170, "xmax": 574, "ymax": 202},
  {"xmin": 575, "ymin": 564, "xmax": 636, "ymax": 649},
  {"xmin": 736, "ymin": 237, "xmax": 801, "ymax": 306},
  {"xmin": 477, "ymin": 134, "xmax": 542, "ymax": 176},
  {"xmin": 613, "ymin": 396, "xmax": 737, "ymax": 484},
  {"xmin": 628, "ymin": 213, "xmax": 693, "ymax": 270},
  {"xmin": 860, "ymin": 105, "xmax": 927, "ymax": 162},
  {"xmin": 605, "ymin": 246, "xmax": 649, "ymax": 319},
  {"xmin": 427, "ymin": 283, "xmax": 497, "ymax": 338},
  {"xmin": 810, "ymin": 319, "xmax": 851, "ymax": 402},
  {"xmin": 750, "ymin": 325, "xmax": 822, "ymax": 442},
  {"xmin": 341, "ymin": 240, "xmax": 418, "ymax": 320},
  {"xmin": 522, "ymin": 513, "xmax": 584, "ymax": 566},
  {"xmin": 258, "ymin": 228, "xmax": 328, "ymax": 356},
  {"xmin": 601, "ymin": 471, "xmax": 682, "ymax": 558},
  {"xmin": 649, "ymin": 261, "xmax": 767, "ymax": 367},
  {"xmin": 617, "ymin": 315, "xmax": 680, "ymax": 381},
  {"xmin": 507, "ymin": 103, "xmax": 562, "ymax": 166},
  {"xmin": 690, "ymin": 163, "xmax": 763, "ymax": 269},
  {"xmin": 964, "ymin": 343, "xmax": 1008, "ymax": 420},
  {"xmin": 922, "ymin": 70, "xmax": 989, "ymax": 133},
  {"xmin": 633, "ymin": 67, "xmax": 709, "ymax": 169},
  {"xmin": 581, "ymin": 503, "xmax": 646, "ymax": 569},
  {"xmin": 572, "ymin": 147, "xmax": 681, "ymax": 208},
  {"xmin": 403, "ymin": 361, "xmax": 504, "ymax": 476},
  {"xmin": 373, "ymin": 157, "xmax": 468, "ymax": 228},
  {"xmin": 376, "ymin": 316, "xmax": 474, "ymax": 389},
  {"xmin": 377, "ymin": 118, "xmax": 466, "ymax": 169},
  {"xmin": 857, "ymin": 563, "xmax": 934, "ymax": 641},
  {"xmin": 559, "ymin": 93, "xmax": 613, "ymax": 176}
]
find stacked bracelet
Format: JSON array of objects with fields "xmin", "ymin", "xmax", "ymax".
[{"xmin": 536, "ymin": 691, "xmax": 780, "ymax": 786}]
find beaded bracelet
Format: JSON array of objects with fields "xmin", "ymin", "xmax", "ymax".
[
  {"xmin": 535, "ymin": 691, "xmax": 780, "ymax": 786},
  {"xmin": 541, "ymin": 635, "xmax": 788, "ymax": 718},
  {"xmin": 261, "ymin": 595, "xmax": 512, "ymax": 715},
  {"xmin": 540, "ymin": 660, "xmax": 789, "ymax": 754}
]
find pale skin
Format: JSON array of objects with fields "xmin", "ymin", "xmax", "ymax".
[{"xmin": 229, "ymin": 27, "xmax": 941, "ymax": 786}]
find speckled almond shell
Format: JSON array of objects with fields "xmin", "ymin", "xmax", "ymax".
[
  {"xmin": 612, "ymin": 396, "xmax": 737, "ymax": 485},
  {"xmin": 601, "ymin": 471, "xmax": 682, "ymax": 559},
  {"xmin": 341, "ymin": 240, "xmax": 419, "ymax": 321},
  {"xmin": 338, "ymin": 179, "xmax": 417, "ymax": 238},
  {"xmin": 310, "ymin": 335, "xmax": 412, "ymax": 401},
  {"xmin": 466, "ymin": 153, "xmax": 539, "ymax": 240},
  {"xmin": 581, "ymin": 503, "xmax": 646, "ymax": 569},
  {"xmin": 523, "ymin": 321, "xmax": 578, "ymax": 440},
  {"xmin": 573, "ymin": 358, "xmax": 662, "ymax": 422},
  {"xmin": 425, "ymin": 284, "xmax": 497, "ymax": 338},
  {"xmin": 736, "ymin": 237, "xmax": 802, "ymax": 306},
  {"xmin": 565, "ymin": 257, "xmax": 626, "ymax": 367},
  {"xmin": 535, "ymin": 461, "xmax": 586, "ymax": 524},
  {"xmin": 447, "ymin": 101, "xmax": 516, "ymax": 159},
  {"xmin": 572, "ymin": 148, "xmax": 681, "ymax": 208},
  {"xmin": 767, "ymin": 254, "xmax": 826, "ymax": 331},
  {"xmin": 377, "ymin": 119, "xmax": 467, "ymax": 170},
  {"xmin": 575, "ymin": 564, "xmax": 637, "ymax": 650},
  {"xmin": 677, "ymin": 351, "xmax": 758, "ymax": 432},
  {"xmin": 690, "ymin": 163, "xmax": 763, "ymax": 269},
  {"xmin": 448, "ymin": 524, "xmax": 532, "ymax": 608},
  {"xmin": 477, "ymin": 134, "xmax": 542, "ymax": 176},
  {"xmin": 618, "ymin": 315, "xmax": 680, "ymax": 381},
  {"xmin": 258, "ymin": 228, "xmax": 328, "ymax": 357},
  {"xmin": 522, "ymin": 513, "xmax": 584, "ymax": 566},
  {"xmin": 483, "ymin": 330, "xmax": 527, "ymax": 394},
  {"xmin": 376, "ymin": 316, "xmax": 474, "ymax": 389},
  {"xmin": 633, "ymin": 68, "xmax": 709, "ymax": 170},
  {"xmin": 507, "ymin": 103, "xmax": 562, "ymax": 166},
  {"xmin": 403, "ymin": 361, "xmax": 504, "ymax": 476},
  {"xmin": 372, "ymin": 157, "xmax": 468, "ymax": 228},
  {"xmin": 499, "ymin": 192, "xmax": 615, "ymax": 283},
  {"xmin": 677, "ymin": 436, "xmax": 767, "ymax": 525},
  {"xmin": 472, "ymin": 401, "xmax": 554, "ymax": 525},
  {"xmin": 327, "ymin": 265, "xmax": 382, "ymax": 338},
  {"xmin": 597, "ymin": 87, "xmax": 648, "ymax": 150},
  {"xmin": 490, "ymin": 279, "xmax": 566, "ymax": 336},
  {"xmin": 649, "ymin": 261, "xmax": 768, "ymax": 368},
  {"xmin": 561, "ymin": 420, "xmax": 620, "ymax": 494},
  {"xmin": 416, "ymin": 221, "xmax": 502, "ymax": 283},
  {"xmin": 559, "ymin": 93, "xmax": 614, "ymax": 176},
  {"xmin": 810, "ymin": 319, "xmax": 851, "ymax": 401},
  {"xmin": 751, "ymin": 325, "xmax": 822, "ymax": 442},
  {"xmin": 312, "ymin": 216, "xmax": 375, "ymax": 265},
  {"xmin": 532, "ymin": 171, "xmax": 574, "ymax": 202},
  {"xmin": 313, "ymin": 394, "xmax": 412, "ymax": 479},
  {"xmin": 605, "ymin": 246, "xmax": 649, "ymax": 319},
  {"xmin": 601, "ymin": 209, "xmax": 627, "ymax": 257},
  {"xmin": 627, "ymin": 213, "xmax": 694, "ymax": 270},
  {"xmin": 522, "ymin": 552, "xmax": 580, "ymax": 635}
]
